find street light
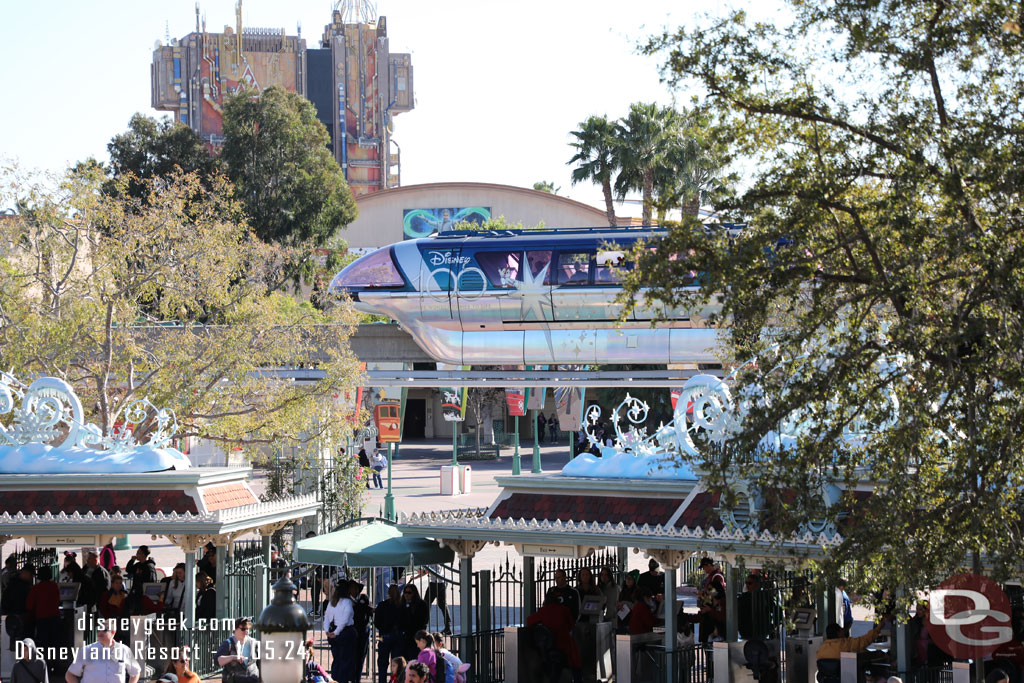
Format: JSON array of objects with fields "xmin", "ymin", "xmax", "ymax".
[{"xmin": 256, "ymin": 575, "xmax": 311, "ymax": 683}]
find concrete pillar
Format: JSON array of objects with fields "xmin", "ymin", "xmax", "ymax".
[
  {"xmin": 523, "ymin": 556, "xmax": 536, "ymax": 619},
  {"xmin": 725, "ymin": 564, "xmax": 738, "ymax": 642},
  {"xmin": 664, "ymin": 568, "xmax": 677, "ymax": 682},
  {"xmin": 615, "ymin": 634, "xmax": 633, "ymax": 683},
  {"xmin": 824, "ymin": 585, "xmax": 838, "ymax": 632},
  {"xmin": 459, "ymin": 556, "xmax": 473, "ymax": 676},
  {"xmin": 504, "ymin": 626, "xmax": 519, "ymax": 682},
  {"xmin": 840, "ymin": 651, "xmax": 858, "ymax": 683},
  {"xmin": 215, "ymin": 545, "xmax": 227, "ymax": 618},
  {"xmin": 713, "ymin": 641, "xmax": 730, "ymax": 683},
  {"xmin": 183, "ymin": 550, "xmax": 196, "ymax": 629}
]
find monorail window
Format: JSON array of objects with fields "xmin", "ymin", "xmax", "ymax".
[
  {"xmin": 525, "ymin": 251, "xmax": 553, "ymax": 284},
  {"xmin": 556, "ymin": 251, "xmax": 594, "ymax": 286},
  {"xmin": 332, "ymin": 247, "xmax": 404, "ymax": 288},
  {"xmin": 476, "ymin": 251, "xmax": 522, "ymax": 288}
]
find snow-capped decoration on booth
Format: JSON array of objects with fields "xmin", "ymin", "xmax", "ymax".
[
  {"xmin": 562, "ymin": 348, "xmax": 902, "ymax": 480},
  {"xmin": 0, "ymin": 372, "xmax": 191, "ymax": 473}
]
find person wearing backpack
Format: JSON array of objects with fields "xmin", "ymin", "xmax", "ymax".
[{"xmin": 527, "ymin": 592, "xmax": 582, "ymax": 683}]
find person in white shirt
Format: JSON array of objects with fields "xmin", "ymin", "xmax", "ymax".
[
  {"xmin": 65, "ymin": 623, "xmax": 141, "ymax": 683},
  {"xmin": 323, "ymin": 580, "xmax": 357, "ymax": 682}
]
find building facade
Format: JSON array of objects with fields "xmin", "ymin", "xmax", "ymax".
[{"xmin": 151, "ymin": 0, "xmax": 413, "ymax": 196}]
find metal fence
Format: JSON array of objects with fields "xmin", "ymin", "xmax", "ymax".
[{"xmin": 649, "ymin": 644, "xmax": 714, "ymax": 683}]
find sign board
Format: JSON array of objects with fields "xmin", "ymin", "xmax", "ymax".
[
  {"xmin": 520, "ymin": 543, "xmax": 579, "ymax": 558},
  {"xmin": 33, "ymin": 535, "xmax": 100, "ymax": 547}
]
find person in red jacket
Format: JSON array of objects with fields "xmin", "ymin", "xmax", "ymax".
[
  {"xmin": 629, "ymin": 587, "xmax": 660, "ymax": 635},
  {"xmin": 527, "ymin": 592, "xmax": 582, "ymax": 683},
  {"xmin": 26, "ymin": 565, "xmax": 61, "ymax": 663}
]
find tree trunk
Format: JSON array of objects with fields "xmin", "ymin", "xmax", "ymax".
[
  {"xmin": 602, "ymin": 179, "xmax": 617, "ymax": 227},
  {"xmin": 642, "ymin": 169, "xmax": 654, "ymax": 225},
  {"xmin": 681, "ymin": 193, "xmax": 701, "ymax": 218}
]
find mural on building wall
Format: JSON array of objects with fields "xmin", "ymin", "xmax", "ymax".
[{"xmin": 402, "ymin": 207, "xmax": 491, "ymax": 239}]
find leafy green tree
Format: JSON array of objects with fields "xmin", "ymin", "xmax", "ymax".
[
  {"xmin": 613, "ymin": 102, "xmax": 686, "ymax": 225},
  {"xmin": 0, "ymin": 165, "xmax": 364, "ymax": 467},
  {"xmin": 532, "ymin": 180, "xmax": 560, "ymax": 194},
  {"xmin": 221, "ymin": 86, "xmax": 358, "ymax": 249},
  {"xmin": 626, "ymin": 1, "xmax": 1024, "ymax": 594},
  {"xmin": 568, "ymin": 115, "xmax": 620, "ymax": 227},
  {"xmin": 107, "ymin": 114, "xmax": 220, "ymax": 199}
]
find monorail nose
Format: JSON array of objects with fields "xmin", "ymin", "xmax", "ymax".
[{"xmin": 328, "ymin": 246, "xmax": 404, "ymax": 295}]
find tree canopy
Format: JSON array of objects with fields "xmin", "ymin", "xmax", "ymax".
[
  {"xmin": 624, "ymin": 0, "xmax": 1024, "ymax": 592},
  {"xmin": 221, "ymin": 86, "xmax": 357, "ymax": 249},
  {"xmin": 0, "ymin": 163, "xmax": 364, "ymax": 460}
]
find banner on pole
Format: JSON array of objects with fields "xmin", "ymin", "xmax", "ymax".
[{"xmin": 554, "ymin": 386, "xmax": 584, "ymax": 432}]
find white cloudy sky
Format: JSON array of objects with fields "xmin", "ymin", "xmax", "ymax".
[{"xmin": 0, "ymin": 1, "xmax": 751, "ymax": 211}]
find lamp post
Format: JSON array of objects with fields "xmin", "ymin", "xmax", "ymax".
[
  {"xmin": 451, "ymin": 421, "xmax": 459, "ymax": 466},
  {"xmin": 256, "ymin": 575, "xmax": 311, "ymax": 683},
  {"xmin": 384, "ymin": 442, "xmax": 396, "ymax": 521},
  {"xmin": 512, "ymin": 414, "xmax": 521, "ymax": 475}
]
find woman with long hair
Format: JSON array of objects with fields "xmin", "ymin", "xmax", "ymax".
[
  {"xmin": 399, "ymin": 583, "xmax": 429, "ymax": 660},
  {"xmin": 323, "ymin": 581, "xmax": 355, "ymax": 683},
  {"xmin": 413, "ymin": 629, "xmax": 437, "ymax": 680}
]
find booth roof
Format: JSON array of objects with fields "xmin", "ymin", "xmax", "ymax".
[{"xmin": 294, "ymin": 521, "xmax": 455, "ymax": 568}]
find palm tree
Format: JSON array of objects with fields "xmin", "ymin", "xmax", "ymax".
[
  {"xmin": 567, "ymin": 115, "xmax": 619, "ymax": 227},
  {"xmin": 651, "ymin": 111, "xmax": 726, "ymax": 221},
  {"xmin": 613, "ymin": 102, "xmax": 685, "ymax": 225}
]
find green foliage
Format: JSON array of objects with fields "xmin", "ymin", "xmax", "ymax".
[
  {"xmin": 532, "ymin": 180, "xmax": 560, "ymax": 194},
  {"xmin": 568, "ymin": 106, "xmax": 726, "ymax": 226},
  {"xmin": 221, "ymin": 86, "xmax": 357, "ymax": 250},
  {"xmin": 107, "ymin": 114, "xmax": 220, "ymax": 199},
  {"xmin": 568, "ymin": 114, "xmax": 620, "ymax": 227},
  {"xmin": 628, "ymin": 0, "xmax": 1024, "ymax": 592},
  {"xmin": 451, "ymin": 216, "xmax": 546, "ymax": 232}
]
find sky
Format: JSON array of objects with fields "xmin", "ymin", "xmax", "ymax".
[{"xmin": 0, "ymin": 0, "xmax": 711, "ymax": 211}]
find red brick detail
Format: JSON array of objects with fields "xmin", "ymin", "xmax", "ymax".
[
  {"xmin": 0, "ymin": 490, "xmax": 198, "ymax": 515},
  {"xmin": 201, "ymin": 483, "xmax": 259, "ymax": 512},
  {"xmin": 675, "ymin": 491, "xmax": 723, "ymax": 530},
  {"xmin": 490, "ymin": 493, "xmax": 684, "ymax": 526}
]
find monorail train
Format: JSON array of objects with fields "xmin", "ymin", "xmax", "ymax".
[{"xmin": 329, "ymin": 227, "xmax": 724, "ymax": 365}]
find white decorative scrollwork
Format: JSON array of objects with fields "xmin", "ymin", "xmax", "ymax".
[{"xmin": 0, "ymin": 371, "xmax": 189, "ymax": 472}]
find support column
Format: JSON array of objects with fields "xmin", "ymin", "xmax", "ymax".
[
  {"xmin": 664, "ymin": 568, "xmax": 677, "ymax": 683},
  {"xmin": 815, "ymin": 582, "xmax": 827, "ymax": 636},
  {"xmin": 512, "ymin": 415, "xmax": 521, "ymax": 475},
  {"xmin": 183, "ymin": 550, "xmax": 196, "ymax": 628},
  {"xmin": 460, "ymin": 556, "xmax": 473, "ymax": 668},
  {"xmin": 824, "ymin": 583, "xmax": 837, "ymax": 633},
  {"xmin": 479, "ymin": 569, "xmax": 492, "ymax": 681},
  {"xmin": 531, "ymin": 409, "xmax": 542, "ymax": 473},
  {"xmin": 725, "ymin": 564, "xmax": 738, "ymax": 642},
  {"xmin": 216, "ymin": 545, "xmax": 228, "ymax": 618},
  {"xmin": 523, "ymin": 556, "xmax": 536, "ymax": 618},
  {"xmin": 384, "ymin": 443, "xmax": 396, "ymax": 521},
  {"xmin": 256, "ymin": 535, "xmax": 271, "ymax": 616},
  {"xmin": 452, "ymin": 421, "xmax": 459, "ymax": 466},
  {"xmin": 896, "ymin": 586, "xmax": 909, "ymax": 677}
]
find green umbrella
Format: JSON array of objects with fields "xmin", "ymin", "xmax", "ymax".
[{"xmin": 294, "ymin": 521, "xmax": 454, "ymax": 567}]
